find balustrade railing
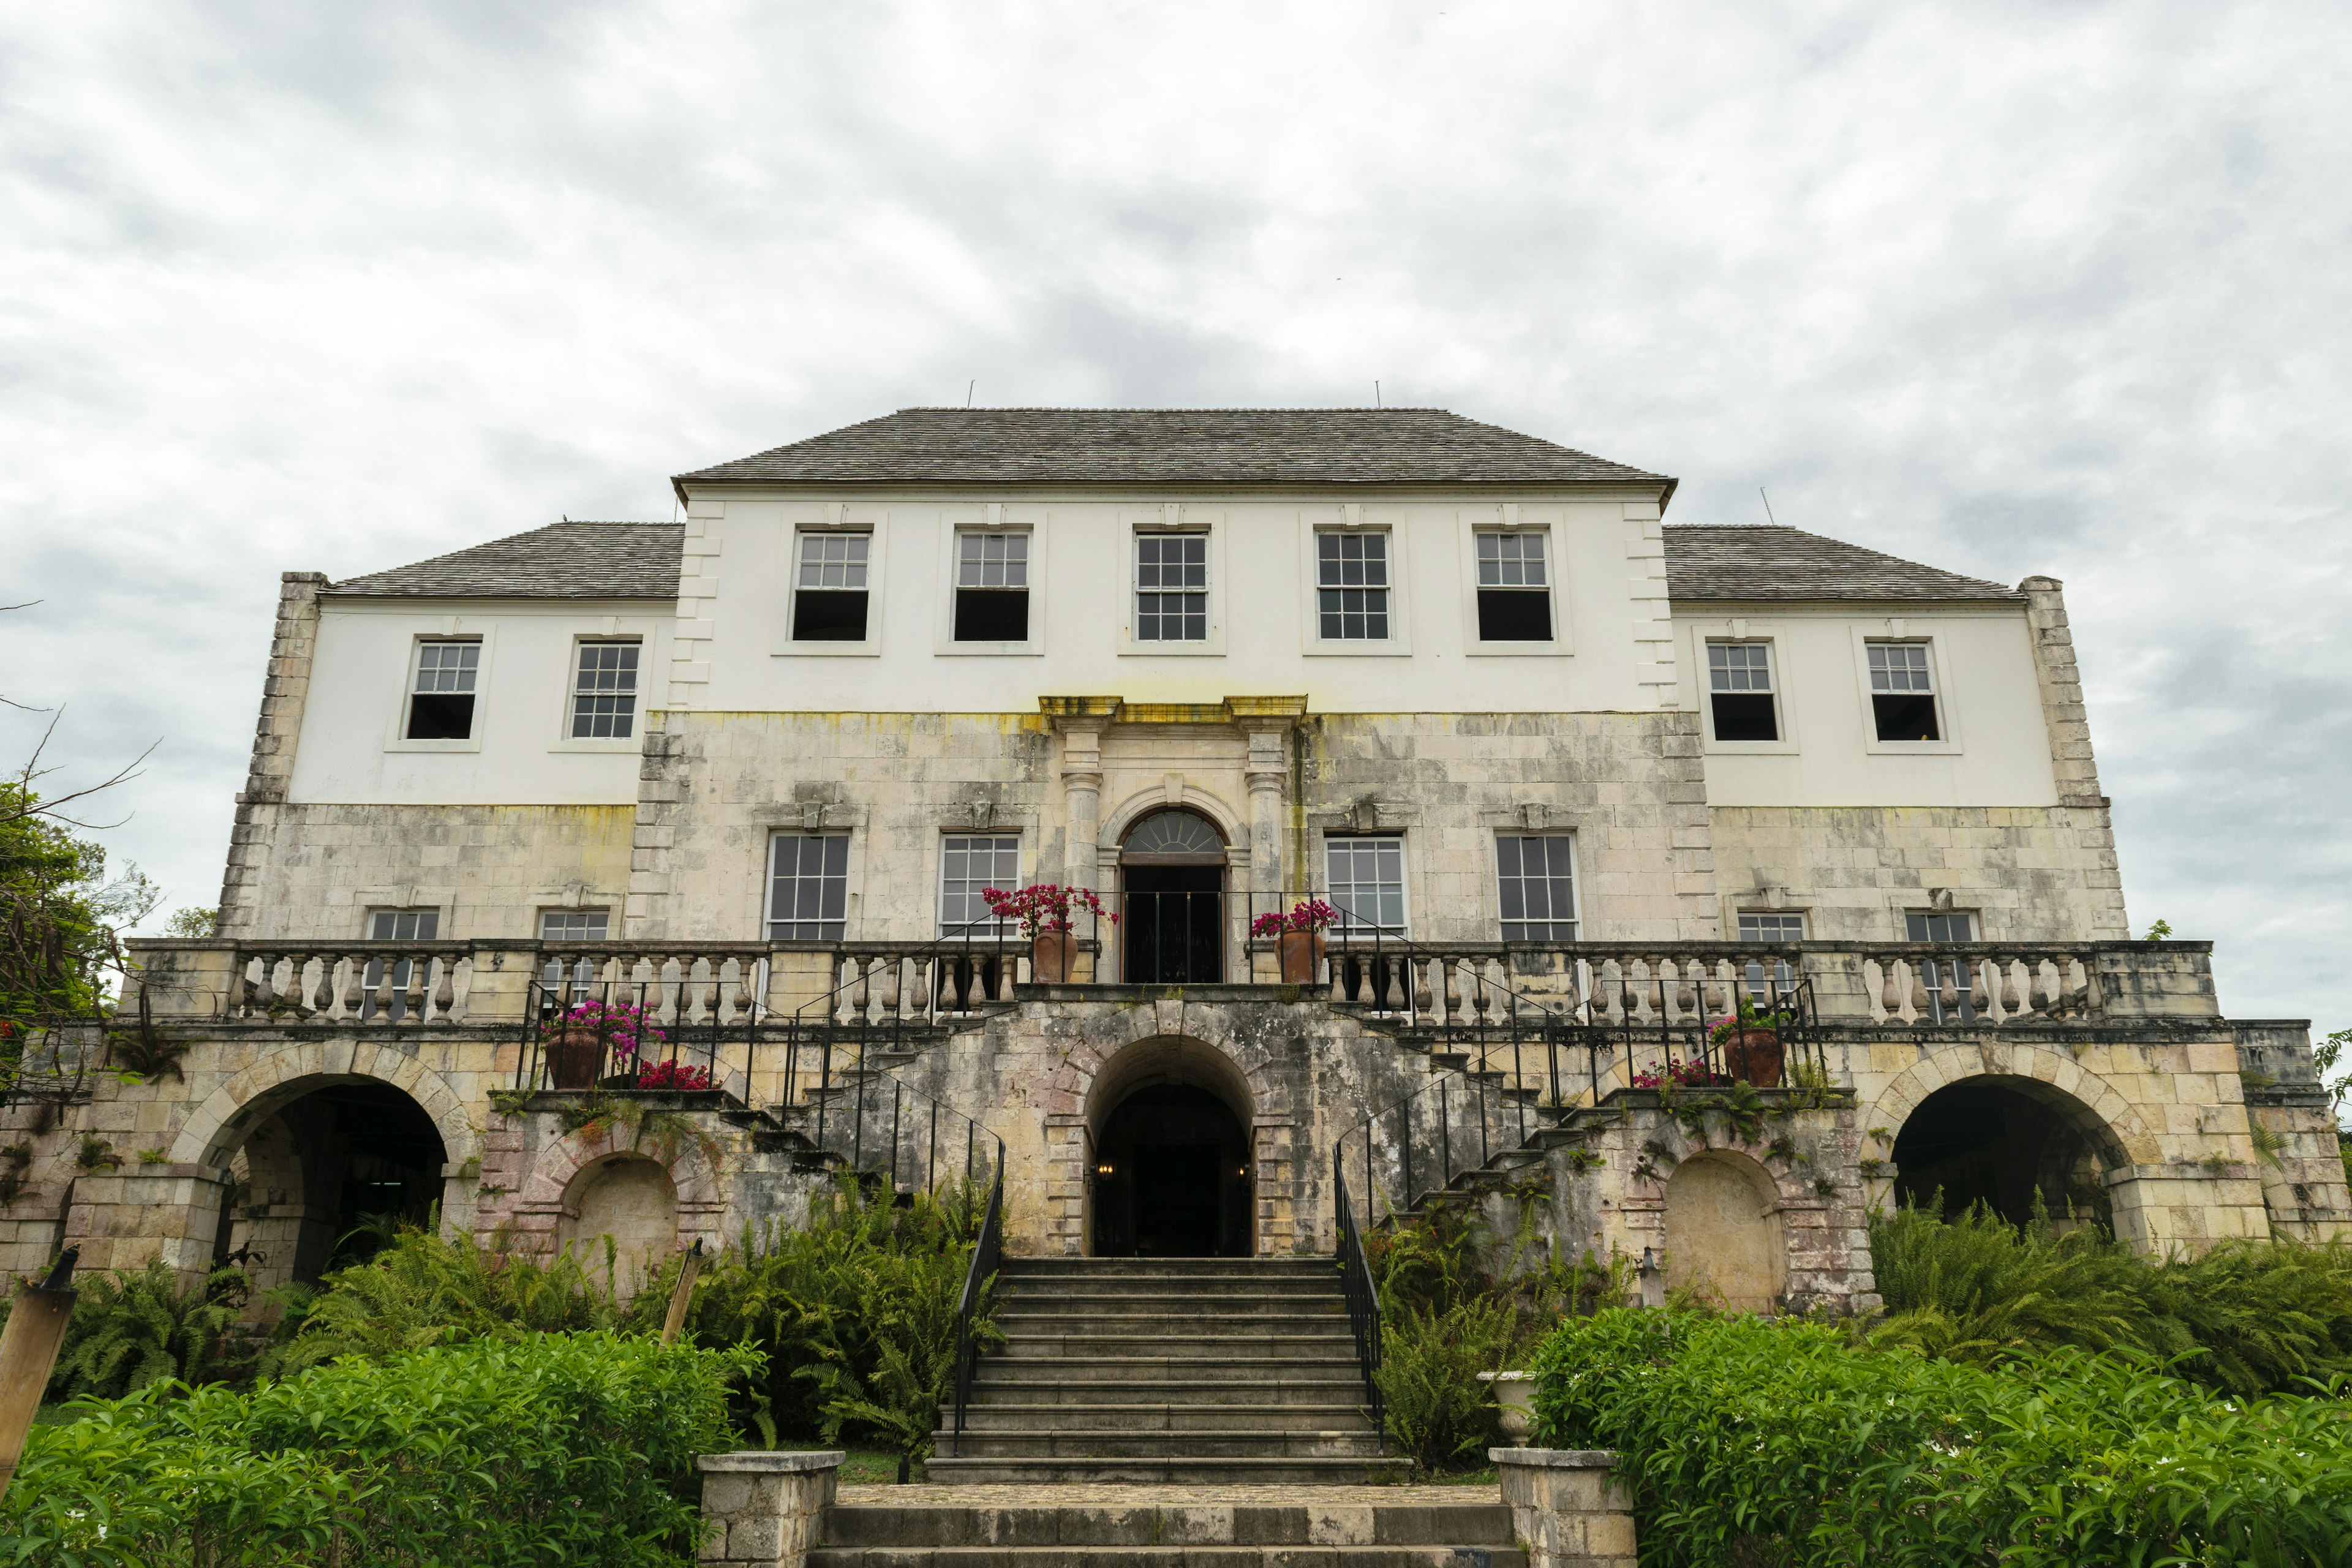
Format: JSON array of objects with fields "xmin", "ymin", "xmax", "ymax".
[
  {"xmin": 1332, "ymin": 1147, "xmax": 1386, "ymax": 1450},
  {"xmin": 947, "ymin": 1164, "xmax": 1005, "ymax": 1457}
]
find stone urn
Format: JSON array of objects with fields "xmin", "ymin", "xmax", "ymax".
[
  {"xmin": 545, "ymin": 1028, "xmax": 605, "ymax": 1090},
  {"xmin": 1719, "ymin": 1027, "xmax": 1784, "ymax": 1088},
  {"xmin": 1479, "ymin": 1370, "xmax": 1536, "ymax": 1440},
  {"xmin": 1277, "ymin": 929, "xmax": 1325, "ymax": 985},
  {"xmin": 1031, "ymin": 929, "xmax": 1078, "ymax": 984}
]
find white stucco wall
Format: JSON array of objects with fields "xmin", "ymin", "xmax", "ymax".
[
  {"xmin": 671, "ymin": 491, "xmax": 1678, "ymax": 716},
  {"xmin": 287, "ymin": 598, "xmax": 669, "ymax": 805},
  {"xmin": 1673, "ymin": 606, "xmax": 2057, "ymax": 809}
]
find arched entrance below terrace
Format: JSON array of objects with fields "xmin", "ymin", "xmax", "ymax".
[
  {"xmin": 1893, "ymin": 1077, "xmax": 2119, "ymax": 1230},
  {"xmin": 1085, "ymin": 1035, "xmax": 1254, "ymax": 1257},
  {"xmin": 211, "ymin": 1080, "xmax": 448, "ymax": 1294}
]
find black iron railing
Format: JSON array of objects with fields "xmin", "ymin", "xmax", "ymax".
[
  {"xmin": 515, "ymin": 978, "xmax": 739, "ymax": 1095},
  {"xmin": 948, "ymin": 1163, "xmax": 1005, "ymax": 1456},
  {"xmin": 1333, "ymin": 1145, "xmax": 1385, "ymax": 1450}
]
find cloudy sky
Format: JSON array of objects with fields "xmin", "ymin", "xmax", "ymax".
[{"xmin": 4, "ymin": 2, "xmax": 2346, "ymax": 1044}]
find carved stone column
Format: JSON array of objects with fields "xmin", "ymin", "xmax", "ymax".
[
  {"xmin": 1058, "ymin": 723, "xmax": 1104, "ymax": 894},
  {"xmin": 1243, "ymin": 723, "xmax": 1289, "ymax": 903}
]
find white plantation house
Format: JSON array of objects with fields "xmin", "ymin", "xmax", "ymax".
[{"xmin": 7, "ymin": 407, "xmax": 2343, "ymax": 1482}]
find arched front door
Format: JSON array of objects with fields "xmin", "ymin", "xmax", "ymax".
[{"xmin": 1118, "ymin": 809, "xmax": 1227, "ymax": 984}]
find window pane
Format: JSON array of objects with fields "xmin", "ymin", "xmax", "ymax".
[
  {"xmin": 368, "ymin": 909, "xmax": 439, "ymax": 941},
  {"xmin": 1868, "ymin": 643, "xmax": 1933, "ymax": 693},
  {"xmin": 413, "ymin": 641, "xmax": 480, "ymax": 693},
  {"xmin": 940, "ymin": 834, "xmax": 1022, "ymax": 930},
  {"xmin": 958, "ymin": 531, "xmax": 1029, "ymax": 589},
  {"xmin": 1495, "ymin": 834, "xmax": 1577, "ymax": 941},
  {"xmin": 538, "ymin": 910, "xmax": 611, "ymax": 1000},
  {"xmin": 1904, "ymin": 910, "xmax": 1976, "ymax": 943},
  {"xmin": 1476, "ymin": 532, "xmax": 1547, "ymax": 587},
  {"xmin": 1327, "ymin": 835, "xmax": 1409, "ymax": 935},
  {"xmin": 797, "ymin": 532, "xmax": 871, "ymax": 589},
  {"xmin": 769, "ymin": 834, "xmax": 851, "ymax": 940},
  {"xmin": 1708, "ymin": 643, "xmax": 1772, "ymax": 693}
]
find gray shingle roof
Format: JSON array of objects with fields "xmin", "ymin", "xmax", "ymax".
[
  {"xmin": 673, "ymin": 408, "xmax": 1673, "ymax": 491},
  {"xmin": 329, "ymin": 521, "xmax": 683, "ymax": 598},
  {"xmin": 1662, "ymin": 525, "xmax": 2021, "ymax": 603}
]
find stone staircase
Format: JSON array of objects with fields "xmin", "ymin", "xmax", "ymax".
[
  {"xmin": 925, "ymin": 1256, "xmax": 1409, "ymax": 1485},
  {"xmin": 810, "ymin": 1489, "xmax": 1525, "ymax": 1567}
]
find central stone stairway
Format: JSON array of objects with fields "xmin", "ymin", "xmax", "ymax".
[
  {"xmin": 812, "ymin": 1485, "xmax": 1524, "ymax": 1567},
  {"xmin": 924, "ymin": 1256, "xmax": 1409, "ymax": 1485}
]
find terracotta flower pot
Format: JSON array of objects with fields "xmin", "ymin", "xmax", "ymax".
[
  {"xmin": 1278, "ymin": 929, "xmax": 1325, "ymax": 985},
  {"xmin": 547, "ymin": 1028, "xmax": 606, "ymax": 1090},
  {"xmin": 1720, "ymin": 1027, "xmax": 1784, "ymax": 1088},
  {"xmin": 1031, "ymin": 929, "xmax": 1077, "ymax": 984}
]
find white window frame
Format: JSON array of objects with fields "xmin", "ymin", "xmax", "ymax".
[
  {"xmin": 935, "ymin": 832, "xmax": 1023, "ymax": 935},
  {"xmin": 1493, "ymin": 832, "xmax": 1580, "ymax": 943},
  {"xmin": 777, "ymin": 511, "xmax": 886, "ymax": 658},
  {"xmin": 1298, "ymin": 509, "xmax": 1412, "ymax": 655},
  {"xmin": 1456, "ymin": 510, "xmax": 1572, "ymax": 657},
  {"xmin": 1324, "ymin": 832, "xmax": 1411, "ymax": 938},
  {"xmin": 553, "ymin": 637, "xmax": 644, "ymax": 750},
  {"xmin": 933, "ymin": 510, "xmax": 1047, "ymax": 656},
  {"xmin": 1850, "ymin": 628, "xmax": 1961, "ymax": 754},
  {"xmin": 538, "ymin": 908, "xmax": 612, "ymax": 1004},
  {"xmin": 765, "ymin": 831, "xmax": 854, "ymax": 941},
  {"xmin": 1701, "ymin": 636, "xmax": 1799, "ymax": 753},
  {"xmin": 384, "ymin": 628, "xmax": 493, "ymax": 753},
  {"xmin": 1735, "ymin": 910, "xmax": 1806, "ymax": 1005},
  {"xmin": 1118, "ymin": 509, "xmax": 1226, "ymax": 656}
]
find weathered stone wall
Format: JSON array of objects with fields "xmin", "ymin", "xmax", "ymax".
[
  {"xmin": 225, "ymin": 802, "xmax": 638, "ymax": 943},
  {"xmin": 2233, "ymin": 1020, "xmax": 2352, "ymax": 1240},
  {"xmin": 1708, "ymin": 803, "xmax": 2126, "ymax": 944}
]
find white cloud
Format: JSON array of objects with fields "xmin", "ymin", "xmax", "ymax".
[{"xmin": 3, "ymin": 0, "xmax": 2348, "ymax": 1033}]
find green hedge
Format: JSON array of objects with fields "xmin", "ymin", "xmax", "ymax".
[
  {"xmin": 1, "ymin": 1332, "xmax": 756, "ymax": 1568},
  {"xmin": 1531, "ymin": 1309, "xmax": 2352, "ymax": 1567}
]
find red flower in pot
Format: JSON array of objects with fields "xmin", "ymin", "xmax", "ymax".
[{"xmin": 980, "ymin": 884, "xmax": 1115, "ymax": 983}]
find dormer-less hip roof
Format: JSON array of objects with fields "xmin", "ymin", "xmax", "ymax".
[{"xmin": 669, "ymin": 407, "xmax": 1675, "ymax": 494}]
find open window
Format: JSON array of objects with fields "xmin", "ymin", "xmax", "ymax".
[
  {"xmin": 1867, "ymin": 642, "xmax": 1942, "ymax": 741},
  {"xmin": 793, "ymin": 532, "xmax": 871, "ymax": 642},
  {"xmin": 404, "ymin": 639, "xmax": 480, "ymax": 740},
  {"xmin": 952, "ymin": 531, "xmax": 1030, "ymax": 643},
  {"xmin": 1706, "ymin": 642, "xmax": 1781, "ymax": 742},
  {"xmin": 1474, "ymin": 532, "xmax": 1552, "ymax": 642}
]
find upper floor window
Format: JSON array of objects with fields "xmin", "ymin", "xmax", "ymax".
[
  {"xmin": 405, "ymin": 640, "xmax": 480, "ymax": 740},
  {"xmin": 570, "ymin": 641, "xmax": 640, "ymax": 739},
  {"xmin": 1326, "ymin": 834, "xmax": 1408, "ymax": 936},
  {"xmin": 939, "ymin": 834, "xmax": 1020, "ymax": 933},
  {"xmin": 793, "ymin": 532, "xmax": 871, "ymax": 642},
  {"xmin": 1867, "ymin": 642, "xmax": 1942, "ymax": 741},
  {"xmin": 953, "ymin": 532, "xmax": 1030, "ymax": 643},
  {"xmin": 1316, "ymin": 532, "xmax": 1391, "ymax": 641},
  {"xmin": 1707, "ymin": 642, "xmax": 1780, "ymax": 742},
  {"xmin": 367, "ymin": 908, "xmax": 439, "ymax": 942},
  {"xmin": 1738, "ymin": 911, "xmax": 1805, "ymax": 944},
  {"xmin": 1474, "ymin": 532, "xmax": 1551, "ymax": 641},
  {"xmin": 1135, "ymin": 533, "xmax": 1208, "ymax": 641},
  {"xmin": 1905, "ymin": 910, "xmax": 1977, "ymax": 943},
  {"xmin": 768, "ymin": 832, "xmax": 850, "ymax": 940},
  {"xmin": 1496, "ymin": 834, "xmax": 1577, "ymax": 941}
]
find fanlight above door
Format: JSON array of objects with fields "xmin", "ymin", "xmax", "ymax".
[{"xmin": 1120, "ymin": 810, "xmax": 1226, "ymax": 863}]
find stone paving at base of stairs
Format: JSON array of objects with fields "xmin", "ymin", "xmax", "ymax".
[{"xmin": 839, "ymin": 1485, "xmax": 1491, "ymax": 1507}]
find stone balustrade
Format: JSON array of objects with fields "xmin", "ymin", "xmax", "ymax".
[{"xmin": 119, "ymin": 937, "xmax": 2218, "ymax": 1031}]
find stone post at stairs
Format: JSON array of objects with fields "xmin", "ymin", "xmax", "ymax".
[
  {"xmin": 696, "ymin": 1451, "xmax": 841, "ymax": 1567},
  {"xmin": 1492, "ymin": 1447, "xmax": 1638, "ymax": 1568}
]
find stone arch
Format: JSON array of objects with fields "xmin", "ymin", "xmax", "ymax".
[
  {"xmin": 510, "ymin": 1120, "xmax": 725, "ymax": 1259},
  {"xmin": 169, "ymin": 1041, "xmax": 478, "ymax": 1173},
  {"xmin": 1084, "ymin": 1033, "xmax": 1259, "ymax": 1128},
  {"xmin": 1082, "ymin": 1033, "xmax": 1258, "ymax": 1257},
  {"xmin": 1872, "ymin": 1046, "xmax": 2138, "ymax": 1231},
  {"xmin": 555, "ymin": 1155, "xmax": 680, "ymax": 1300},
  {"xmin": 1099, "ymin": 788, "xmax": 1248, "ymax": 858},
  {"xmin": 1662, "ymin": 1150, "xmax": 1784, "ymax": 1313}
]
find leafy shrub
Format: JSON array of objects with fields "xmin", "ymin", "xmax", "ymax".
[
  {"xmin": 632, "ymin": 1175, "xmax": 998, "ymax": 1468},
  {"xmin": 2, "ymin": 1332, "xmax": 755, "ymax": 1568},
  {"xmin": 1871, "ymin": 1200, "xmax": 2352, "ymax": 1396},
  {"xmin": 42, "ymin": 1257, "xmax": 252, "ymax": 1399},
  {"xmin": 262, "ymin": 1224, "xmax": 627, "ymax": 1373},
  {"xmin": 1532, "ymin": 1308, "xmax": 2352, "ymax": 1568},
  {"xmin": 1366, "ymin": 1202, "xmax": 1632, "ymax": 1472}
]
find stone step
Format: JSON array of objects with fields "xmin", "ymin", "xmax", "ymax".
[
  {"xmin": 989, "ymin": 1344, "xmax": 1361, "ymax": 1371},
  {"xmin": 820, "ymin": 1494, "xmax": 1513, "ymax": 1550},
  {"xmin": 961, "ymin": 1402, "xmax": 1371, "ymax": 1431},
  {"xmin": 1000, "ymin": 1278, "xmax": 1344, "ymax": 1300},
  {"xmin": 1001, "ymin": 1258, "xmax": 1333, "ymax": 1276},
  {"xmin": 919, "ymin": 1455, "xmax": 1414, "ymax": 1486},
  {"xmin": 968, "ymin": 1379, "xmax": 1363, "ymax": 1407},
  {"xmin": 936, "ymin": 1431, "xmax": 1387, "ymax": 1460},
  {"xmin": 995, "ymin": 1312, "xmax": 1345, "ymax": 1337},
  {"xmin": 811, "ymin": 1550, "xmax": 1524, "ymax": 1568}
]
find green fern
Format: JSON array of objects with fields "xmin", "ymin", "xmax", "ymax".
[{"xmin": 48, "ymin": 1257, "xmax": 249, "ymax": 1399}]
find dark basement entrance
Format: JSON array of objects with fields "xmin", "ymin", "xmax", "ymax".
[{"xmin": 1090, "ymin": 1084, "xmax": 1252, "ymax": 1257}]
